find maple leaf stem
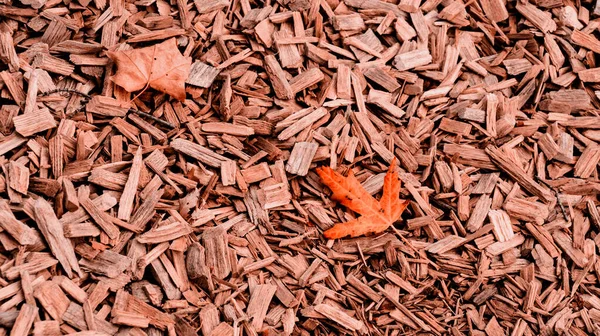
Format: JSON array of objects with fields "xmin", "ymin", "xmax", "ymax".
[
  {"xmin": 129, "ymin": 82, "xmax": 151, "ymax": 106},
  {"xmin": 38, "ymin": 88, "xmax": 175, "ymax": 129},
  {"xmin": 128, "ymin": 44, "xmax": 156, "ymax": 105}
]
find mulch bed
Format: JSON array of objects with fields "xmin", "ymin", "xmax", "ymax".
[{"xmin": 1, "ymin": 0, "xmax": 600, "ymax": 334}]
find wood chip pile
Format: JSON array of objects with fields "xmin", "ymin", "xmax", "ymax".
[{"xmin": 3, "ymin": 0, "xmax": 600, "ymax": 334}]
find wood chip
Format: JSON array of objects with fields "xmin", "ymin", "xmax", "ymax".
[{"xmin": 314, "ymin": 303, "xmax": 365, "ymax": 331}]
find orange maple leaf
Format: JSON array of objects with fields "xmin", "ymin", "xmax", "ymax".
[
  {"xmin": 107, "ymin": 38, "xmax": 192, "ymax": 102},
  {"xmin": 317, "ymin": 160, "xmax": 409, "ymax": 239}
]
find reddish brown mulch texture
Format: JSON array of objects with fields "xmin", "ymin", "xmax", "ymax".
[{"xmin": 2, "ymin": 0, "xmax": 600, "ymax": 335}]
